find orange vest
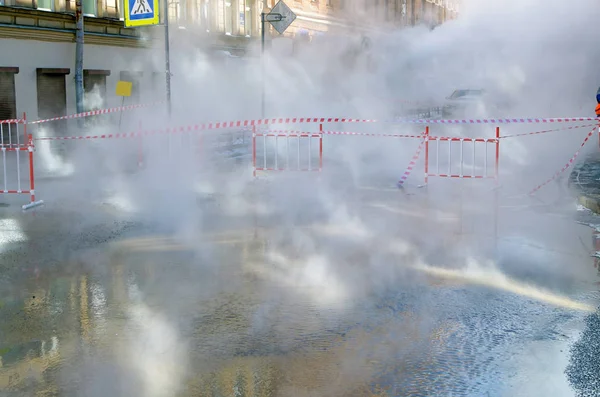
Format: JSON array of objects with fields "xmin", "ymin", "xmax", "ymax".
[{"xmin": 596, "ymin": 103, "xmax": 600, "ymax": 116}]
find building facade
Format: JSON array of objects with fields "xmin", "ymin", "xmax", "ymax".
[{"xmin": 0, "ymin": 0, "xmax": 459, "ymax": 128}]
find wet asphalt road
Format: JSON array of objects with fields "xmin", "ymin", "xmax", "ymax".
[{"xmin": 0, "ymin": 173, "xmax": 599, "ymax": 397}]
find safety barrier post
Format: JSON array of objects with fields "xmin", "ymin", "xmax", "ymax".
[
  {"xmin": 495, "ymin": 126, "xmax": 500, "ymax": 184},
  {"xmin": 319, "ymin": 123, "xmax": 323, "ymax": 171},
  {"xmin": 137, "ymin": 120, "xmax": 144, "ymax": 169},
  {"xmin": 494, "ymin": 126, "xmax": 500, "ymax": 256},
  {"xmin": 252, "ymin": 125, "xmax": 256, "ymax": 177},
  {"xmin": 424, "ymin": 126, "xmax": 430, "ymax": 185},
  {"xmin": 22, "ymin": 133, "xmax": 44, "ymax": 211},
  {"xmin": 23, "ymin": 112, "xmax": 27, "ymax": 145}
]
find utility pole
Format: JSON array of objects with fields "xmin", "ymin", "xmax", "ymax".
[
  {"xmin": 260, "ymin": 1, "xmax": 295, "ymax": 120},
  {"xmin": 260, "ymin": 12, "xmax": 266, "ymax": 120},
  {"xmin": 75, "ymin": 0, "xmax": 84, "ymax": 118},
  {"xmin": 164, "ymin": 0, "xmax": 172, "ymax": 117}
]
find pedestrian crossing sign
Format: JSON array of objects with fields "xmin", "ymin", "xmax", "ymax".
[{"xmin": 124, "ymin": 0, "xmax": 159, "ymax": 27}]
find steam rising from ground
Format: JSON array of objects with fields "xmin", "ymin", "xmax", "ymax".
[{"xmin": 27, "ymin": 0, "xmax": 600, "ymax": 395}]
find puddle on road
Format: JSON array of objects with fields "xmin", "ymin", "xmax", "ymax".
[
  {"xmin": 0, "ymin": 223, "xmax": 597, "ymax": 397},
  {"xmin": 0, "ymin": 230, "xmax": 465, "ymax": 396}
]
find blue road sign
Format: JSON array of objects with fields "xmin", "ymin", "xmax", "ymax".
[{"xmin": 124, "ymin": 0, "xmax": 159, "ymax": 27}]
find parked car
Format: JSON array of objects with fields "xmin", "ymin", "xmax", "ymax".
[
  {"xmin": 442, "ymin": 89, "xmax": 486, "ymax": 118},
  {"xmin": 442, "ymin": 89, "xmax": 512, "ymax": 118}
]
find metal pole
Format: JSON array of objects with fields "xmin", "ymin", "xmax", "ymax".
[
  {"xmin": 261, "ymin": 12, "xmax": 265, "ymax": 120},
  {"xmin": 75, "ymin": 0, "xmax": 84, "ymax": 118},
  {"xmin": 164, "ymin": 0, "xmax": 172, "ymax": 117}
]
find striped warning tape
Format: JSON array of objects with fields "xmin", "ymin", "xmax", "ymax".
[
  {"xmin": 322, "ymin": 131, "xmax": 425, "ymax": 138},
  {"xmin": 397, "ymin": 137, "xmax": 426, "ymax": 187},
  {"xmin": 34, "ymin": 126, "xmax": 247, "ymax": 141},
  {"xmin": 35, "ymin": 132, "xmax": 142, "ymax": 141},
  {"xmin": 499, "ymin": 123, "xmax": 599, "ymax": 139},
  {"xmin": 529, "ymin": 126, "xmax": 597, "ymax": 195},
  {"xmin": 0, "ymin": 118, "xmax": 25, "ymax": 124},
  {"xmin": 28, "ymin": 101, "xmax": 165, "ymax": 125},
  {"xmin": 209, "ymin": 116, "xmax": 600, "ymax": 127},
  {"xmin": 392, "ymin": 117, "xmax": 599, "ymax": 124},
  {"xmin": 26, "ymin": 110, "xmax": 600, "ymax": 130},
  {"xmin": 262, "ymin": 130, "xmax": 426, "ymax": 138},
  {"xmin": 33, "ymin": 120, "xmax": 600, "ymax": 142}
]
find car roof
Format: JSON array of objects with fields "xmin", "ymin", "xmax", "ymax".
[{"xmin": 448, "ymin": 89, "xmax": 485, "ymax": 99}]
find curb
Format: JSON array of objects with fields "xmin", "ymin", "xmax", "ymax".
[
  {"xmin": 569, "ymin": 153, "xmax": 600, "ymax": 214},
  {"xmin": 577, "ymin": 194, "xmax": 600, "ymax": 214}
]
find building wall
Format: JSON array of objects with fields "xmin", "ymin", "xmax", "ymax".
[
  {"xmin": 0, "ymin": 38, "xmax": 161, "ymax": 121},
  {"xmin": 0, "ymin": 0, "xmax": 460, "ymax": 123}
]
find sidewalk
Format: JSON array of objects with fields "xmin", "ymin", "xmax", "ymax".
[{"xmin": 569, "ymin": 151, "xmax": 600, "ymax": 213}]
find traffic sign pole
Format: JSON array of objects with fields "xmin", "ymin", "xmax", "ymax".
[
  {"xmin": 260, "ymin": 1, "xmax": 296, "ymax": 121},
  {"xmin": 164, "ymin": 0, "xmax": 172, "ymax": 118},
  {"xmin": 261, "ymin": 12, "xmax": 265, "ymax": 120}
]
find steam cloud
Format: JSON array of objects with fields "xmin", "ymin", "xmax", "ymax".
[{"xmin": 28, "ymin": 0, "xmax": 600, "ymax": 395}]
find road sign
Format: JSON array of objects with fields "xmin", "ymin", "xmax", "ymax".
[
  {"xmin": 124, "ymin": 0, "xmax": 159, "ymax": 27},
  {"xmin": 268, "ymin": 0, "xmax": 296, "ymax": 34}
]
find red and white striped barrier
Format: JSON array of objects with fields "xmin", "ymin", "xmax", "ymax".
[
  {"xmin": 35, "ymin": 123, "xmax": 598, "ymax": 143},
  {"xmin": 424, "ymin": 126, "xmax": 500, "ymax": 183},
  {"xmin": 7, "ymin": 105, "xmax": 600, "ymax": 129},
  {"xmin": 29, "ymin": 115, "xmax": 600, "ymax": 142},
  {"xmin": 392, "ymin": 117, "xmax": 599, "ymax": 124},
  {"xmin": 123, "ymin": 116, "xmax": 598, "ymax": 129},
  {"xmin": 0, "ymin": 114, "xmax": 43, "ymax": 210},
  {"xmin": 499, "ymin": 123, "xmax": 599, "ymax": 139},
  {"xmin": 398, "ymin": 138, "xmax": 426, "ymax": 187},
  {"xmin": 35, "ymin": 132, "xmax": 142, "ymax": 141},
  {"xmin": 28, "ymin": 101, "xmax": 165, "ymax": 125},
  {"xmin": 28, "ymin": 113, "xmax": 600, "ymax": 197},
  {"xmin": 252, "ymin": 126, "xmax": 323, "ymax": 176},
  {"xmin": 528, "ymin": 126, "xmax": 597, "ymax": 195},
  {"xmin": 322, "ymin": 131, "xmax": 425, "ymax": 138},
  {"xmin": 263, "ymin": 130, "xmax": 426, "ymax": 139},
  {"xmin": 0, "ymin": 118, "xmax": 25, "ymax": 124}
]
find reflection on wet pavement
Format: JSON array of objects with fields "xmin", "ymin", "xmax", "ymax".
[{"xmin": 0, "ymin": 186, "xmax": 598, "ymax": 397}]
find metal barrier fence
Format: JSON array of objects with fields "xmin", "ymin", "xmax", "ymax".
[
  {"xmin": 0, "ymin": 115, "xmax": 43, "ymax": 210},
  {"xmin": 3, "ymin": 100, "xmax": 596, "ymax": 209},
  {"xmin": 424, "ymin": 126, "xmax": 500, "ymax": 185},
  {"xmin": 252, "ymin": 127, "xmax": 323, "ymax": 177}
]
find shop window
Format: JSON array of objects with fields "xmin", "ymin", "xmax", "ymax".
[{"xmin": 83, "ymin": 70, "xmax": 110, "ymax": 111}]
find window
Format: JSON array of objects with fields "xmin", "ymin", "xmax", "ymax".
[
  {"xmin": 239, "ymin": 0, "xmax": 253, "ymax": 36},
  {"xmin": 0, "ymin": 69, "xmax": 17, "ymax": 121},
  {"xmin": 197, "ymin": 0, "xmax": 209, "ymax": 31},
  {"xmin": 151, "ymin": 72, "xmax": 166, "ymax": 100},
  {"xmin": 224, "ymin": 1, "xmax": 232, "ymax": 34},
  {"xmin": 179, "ymin": 0, "xmax": 187, "ymax": 24},
  {"xmin": 36, "ymin": 0, "xmax": 53, "ymax": 10},
  {"xmin": 36, "ymin": 68, "xmax": 69, "ymax": 137},
  {"xmin": 0, "ymin": 68, "xmax": 18, "ymax": 146},
  {"xmin": 244, "ymin": 1, "xmax": 253, "ymax": 36},
  {"xmin": 169, "ymin": 0, "xmax": 179, "ymax": 24},
  {"xmin": 83, "ymin": 70, "xmax": 110, "ymax": 111},
  {"xmin": 217, "ymin": 0, "xmax": 224, "ymax": 32},
  {"xmin": 83, "ymin": 0, "xmax": 97, "ymax": 15},
  {"xmin": 105, "ymin": 0, "xmax": 119, "ymax": 17}
]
